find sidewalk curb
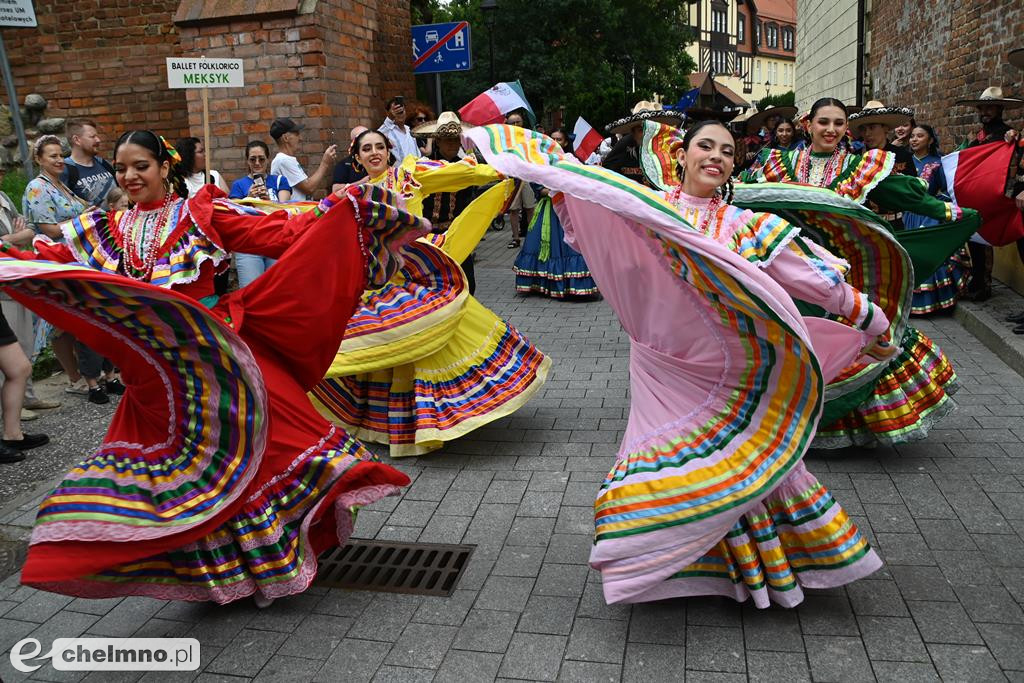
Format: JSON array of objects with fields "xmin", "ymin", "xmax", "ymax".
[{"xmin": 955, "ymin": 301, "xmax": 1024, "ymax": 379}]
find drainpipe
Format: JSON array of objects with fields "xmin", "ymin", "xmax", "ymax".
[{"xmin": 856, "ymin": 0, "xmax": 867, "ymax": 106}]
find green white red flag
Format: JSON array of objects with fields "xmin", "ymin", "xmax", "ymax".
[{"xmin": 459, "ymin": 81, "xmax": 535, "ymax": 126}]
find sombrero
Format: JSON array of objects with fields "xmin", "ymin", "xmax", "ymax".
[
  {"xmin": 413, "ymin": 111, "xmax": 475, "ymax": 138},
  {"xmin": 1010, "ymin": 48, "xmax": 1024, "ymax": 70},
  {"xmin": 744, "ymin": 106, "xmax": 798, "ymax": 133},
  {"xmin": 605, "ymin": 101, "xmax": 685, "ymax": 136},
  {"xmin": 847, "ymin": 100, "xmax": 914, "ymax": 129},
  {"xmin": 955, "ymin": 86, "xmax": 1024, "ymax": 108}
]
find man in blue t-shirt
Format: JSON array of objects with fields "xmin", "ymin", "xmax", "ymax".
[{"xmin": 61, "ymin": 118, "xmax": 116, "ymax": 208}]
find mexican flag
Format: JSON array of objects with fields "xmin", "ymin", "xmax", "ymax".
[
  {"xmin": 571, "ymin": 117, "xmax": 603, "ymax": 162},
  {"xmin": 942, "ymin": 141, "xmax": 1024, "ymax": 246},
  {"xmin": 459, "ymin": 80, "xmax": 536, "ymax": 126}
]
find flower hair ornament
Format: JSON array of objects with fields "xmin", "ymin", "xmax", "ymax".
[{"xmin": 159, "ymin": 136, "xmax": 182, "ymax": 164}]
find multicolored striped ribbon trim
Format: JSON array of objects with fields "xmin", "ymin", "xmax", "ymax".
[
  {"xmin": 752, "ymin": 148, "xmax": 895, "ymax": 204},
  {"xmin": 0, "ymin": 259, "xmax": 267, "ymax": 543}
]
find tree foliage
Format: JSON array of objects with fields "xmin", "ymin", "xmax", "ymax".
[
  {"xmin": 416, "ymin": 0, "xmax": 696, "ymax": 131},
  {"xmin": 756, "ymin": 90, "xmax": 796, "ymax": 109}
]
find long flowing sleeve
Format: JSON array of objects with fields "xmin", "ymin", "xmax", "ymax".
[{"xmin": 411, "ymin": 157, "xmax": 501, "ymax": 197}]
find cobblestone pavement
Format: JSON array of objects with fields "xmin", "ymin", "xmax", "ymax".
[{"xmin": 1, "ymin": 231, "xmax": 1023, "ymax": 682}]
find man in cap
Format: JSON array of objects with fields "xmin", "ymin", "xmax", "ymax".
[{"xmin": 269, "ymin": 117, "xmax": 338, "ymax": 202}]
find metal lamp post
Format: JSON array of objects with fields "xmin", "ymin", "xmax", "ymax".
[{"xmin": 481, "ymin": 0, "xmax": 498, "ymax": 84}]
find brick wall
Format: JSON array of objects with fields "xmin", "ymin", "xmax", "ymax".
[
  {"xmin": 1, "ymin": 0, "xmax": 414, "ymax": 186},
  {"xmin": 868, "ymin": 0, "xmax": 1024, "ymax": 149},
  {"xmin": 0, "ymin": 0, "xmax": 189, "ymax": 143}
]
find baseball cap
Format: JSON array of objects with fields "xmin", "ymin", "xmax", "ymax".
[{"xmin": 270, "ymin": 117, "xmax": 303, "ymax": 141}]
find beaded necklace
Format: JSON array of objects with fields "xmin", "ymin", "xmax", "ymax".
[
  {"xmin": 796, "ymin": 147, "xmax": 846, "ymax": 187},
  {"xmin": 121, "ymin": 194, "xmax": 176, "ymax": 281},
  {"xmin": 669, "ymin": 185, "xmax": 723, "ymax": 236}
]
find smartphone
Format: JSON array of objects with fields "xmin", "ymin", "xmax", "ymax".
[
  {"xmin": 252, "ymin": 174, "xmax": 266, "ymax": 188},
  {"xmin": 394, "ymin": 96, "xmax": 405, "ymax": 107}
]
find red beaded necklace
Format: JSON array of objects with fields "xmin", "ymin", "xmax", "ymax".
[
  {"xmin": 796, "ymin": 146, "xmax": 846, "ymax": 187},
  {"xmin": 669, "ymin": 185, "xmax": 723, "ymax": 236},
  {"xmin": 121, "ymin": 194, "xmax": 176, "ymax": 281}
]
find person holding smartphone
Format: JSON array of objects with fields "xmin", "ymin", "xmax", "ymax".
[
  {"xmin": 230, "ymin": 141, "xmax": 293, "ymax": 203},
  {"xmin": 378, "ymin": 95, "xmax": 420, "ymax": 165}
]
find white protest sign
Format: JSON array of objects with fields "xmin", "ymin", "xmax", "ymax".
[
  {"xmin": 166, "ymin": 58, "xmax": 244, "ymax": 88},
  {"xmin": 0, "ymin": 0, "xmax": 37, "ymax": 28}
]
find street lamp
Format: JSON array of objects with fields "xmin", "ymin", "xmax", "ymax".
[{"xmin": 481, "ymin": 0, "xmax": 498, "ymax": 85}]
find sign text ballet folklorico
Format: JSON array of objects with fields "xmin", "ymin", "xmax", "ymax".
[{"xmin": 166, "ymin": 58, "xmax": 245, "ymax": 88}]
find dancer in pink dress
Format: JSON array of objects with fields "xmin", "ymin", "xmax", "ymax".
[{"xmin": 469, "ymin": 122, "xmax": 893, "ymax": 606}]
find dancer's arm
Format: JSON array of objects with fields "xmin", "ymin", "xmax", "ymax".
[
  {"xmin": 204, "ymin": 192, "xmax": 345, "ymax": 258},
  {"xmin": 868, "ymin": 174, "xmax": 975, "ymax": 225},
  {"xmin": 413, "ymin": 157, "xmax": 502, "ymax": 195}
]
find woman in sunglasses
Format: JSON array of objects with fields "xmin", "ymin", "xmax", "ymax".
[{"xmin": 229, "ymin": 140, "xmax": 294, "ymax": 286}]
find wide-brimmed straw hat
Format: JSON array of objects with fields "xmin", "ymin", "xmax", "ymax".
[
  {"xmin": 1009, "ymin": 49, "xmax": 1024, "ymax": 70},
  {"xmin": 744, "ymin": 105, "xmax": 798, "ymax": 133},
  {"xmin": 605, "ymin": 101, "xmax": 685, "ymax": 136},
  {"xmin": 847, "ymin": 100, "xmax": 914, "ymax": 129},
  {"xmin": 413, "ymin": 111, "xmax": 475, "ymax": 138},
  {"xmin": 955, "ymin": 86, "xmax": 1024, "ymax": 108}
]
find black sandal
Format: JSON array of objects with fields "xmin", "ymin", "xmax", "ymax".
[{"xmin": 507, "ymin": 239, "xmax": 521, "ymax": 249}]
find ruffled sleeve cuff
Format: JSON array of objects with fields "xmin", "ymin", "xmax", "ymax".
[{"xmin": 345, "ymin": 184, "xmax": 430, "ymax": 287}]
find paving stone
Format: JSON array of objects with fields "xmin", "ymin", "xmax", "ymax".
[
  {"xmin": 846, "ymin": 579, "xmax": 909, "ymax": 617},
  {"xmin": 313, "ymin": 589, "xmax": 374, "ymax": 618},
  {"xmin": 796, "ymin": 594, "xmax": 859, "ymax": 636},
  {"xmin": 685, "ymin": 625, "xmax": 745, "ymax": 673},
  {"xmin": 553, "ymin": 506, "xmax": 592, "ymax": 535},
  {"xmin": 418, "ymin": 514, "xmax": 471, "ymax": 544},
  {"xmin": 519, "ymin": 595, "xmax": 578, "ymax": 635},
  {"xmin": 434, "ymin": 650, "xmax": 503, "ymax": 683},
  {"xmin": 63, "ymin": 597, "xmax": 124, "ymax": 617},
  {"xmin": 803, "ymin": 635, "xmax": 874, "ymax": 683},
  {"xmin": 244, "ymin": 592, "xmax": 322, "ymax": 633},
  {"xmin": 187, "ymin": 603, "xmax": 258, "ymax": 648},
  {"xmin": 277, "ymin": 614, "xmax": 354, "ymax": 659},
  {"xmin": 927, "ymin": 643, "xmax": 1005, "ymax": 682},
  {"xmin": 544, "ymin": 534, "xmax": 593, "ymax": 565},
  {"xmin": 384, "ymin": 622, "xmax": 457, "ymax": 669},
  {"xmin": 492, "ymin": 545, "xmax": 545, "ymax": 577},
  {"xmin": 576, "ymin": 583, "xmax": 631, "ymax": 621},
  {"xmin": 206, "ymin": 628, "xmax": 287, "ymax": 677},
  {"xmin": 435, "ymin": 488, "xmax": 485, "ymax": 517},
  {"xmin": 131, "ymin": 617, "xmax": 191, "ymax": 639},
  {"xmin": 972, "ymin": 533, "xmax": 1021, "ymax": 566},
  {"xmin": 954, "ymin": 584, "xmax": 1024, "ymax": 624},
  {"xmin": 622, "ymin": 642, "xmax": 685, "ymax": 683},
  {"xmin": 351, "ymin": 595, "xmax": 420, "ymax": 641},
  {"xmin": 518, "ymin": 490, "xmax": 564, "ymax": 517},
  {"xmin": 742, "ymin": 607, "xmax": 804, "ymax": 653},
  {"xmin": 451, "ymin": 469, "xmax": 495, "ymax": 492},
  {"xmin": 313, "ymin": 638, "xmax": 392, "ymax": 683},
  {"xmin": 685, "ymin": 597, "xmax": 742, "ymax": 628},
  {"xmin": 3, "ymin": 591, "xmax": 73, "ymax": 624},
  {"xmin": 565, "ymin": 616, "xmax": 628, "ymax": 664},
  {"xmin": 915, "ymin": 518, "xmax": 978, "ymax": 551},
  {"xmin": 498, "ymin": 632, "xmax": 567, "ymax": 681},
  {"xmin": 505, "ymin": 516, "xmax": 556, "ymax": 547},
  {"xmin": 411, "ymin": 589, "xmax": 476, "ymax": 627},
  {"xmin": 451, "ymin": 608, "xmax": 518, "ymax": 653},
  {"xmin": 558, "ymin": 660, "xmax": 621, "ymax": 682},
  {"xmin": 907, "ymin": 600, "xmax": 984, "ymax": 644},
  {"xmin": 252, "ymin": 654, "xmax": 325, "ymax": 683},
  {"xmin": 475, "ymin": 575, "xmax": 535, "ymax": 611},
  {"xmin": 387, "ymin": 499, "xmax": 438, "ymax": 527},
  {"xmin": 857, "ymin": 615, "xmax": 929, "ymax": 662},
  {"xmin": 534, "ymin": 563, "xmax": 589, "ymax": 597},
  {"xmin": 528, "ymin": 471, "xmax": 571, "ymax": 492},
  {"xmin": 935, "ymin": 549, "xmax": 1003, "ymax": 586},
  {"xmin": 874, "ymin": 532, "xmax": 936, "ymax": 566},
  {"xmin": 890, "ymin": 565, "xmax": 957, "ymax": 602},
  {"xmin": 869, "ymin": 661, "xmax": 941, "ymax": 682},
  {"xmin": 746, "ymin": 651, "xmax": 811, "ymax": 682},
  {"xmin": 627, "ymin": 601, "xmax": 685, "ymax": 645}
]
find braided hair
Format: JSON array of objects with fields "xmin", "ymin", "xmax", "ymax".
[{"xmin": 113, "ymin": 130, "xmax": 189, "ymax": 198}]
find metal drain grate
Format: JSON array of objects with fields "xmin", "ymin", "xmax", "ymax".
[{"xmin": 314, "ymin": 541, "xmax": 475, "ymax": 597}]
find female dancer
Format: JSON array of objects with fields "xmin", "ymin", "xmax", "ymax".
[
  {"xmin": 468, "ymin": 122, "xmax": 889, "ymax": 606},
  {"xmin": 0, "ymin": 131, "xmax": 426, "ymax": 604},
  {"xmin": 739, "ymin": 97, "xmax": 979, "ymax": 447},
  {"xmin": 904, "ymin": 124, "xmax": 970, "ymax": 315},
  {"xmin": 311, "ymin": 129, "xmax": 550, "ymax": 456},
  {"xmin": 514, "ymin": 127, "xmax": 598, "ymax": 298}
]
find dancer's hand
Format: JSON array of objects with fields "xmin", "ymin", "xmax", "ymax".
[
  {"xmin": 1005, "ymin": 129, "xmax": 1020, "ymax": 143},
  {"xmin": 864, "ymin": 338, "xmax": 897, "ymax": 361},
  {"xmin": 1016, "ymin": 189, "xmax": 1024, "ymax": 212}
]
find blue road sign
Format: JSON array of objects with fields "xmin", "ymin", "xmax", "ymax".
[{"xmin": 412, "ymin": 21, "xmax": 472, "ymax": 75}]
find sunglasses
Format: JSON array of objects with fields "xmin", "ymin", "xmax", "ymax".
[
  {"xmin": 248, "ymin": 156, "xmax": 267, "ymax": 162},
  {"xmin": 414, "ymin": 116, "xmax": 428, "ymax": 122}
]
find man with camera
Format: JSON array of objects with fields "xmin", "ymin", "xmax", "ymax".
[{"xmin": 379, "ymin": 96, "xmax": 420, "ymax": 165}]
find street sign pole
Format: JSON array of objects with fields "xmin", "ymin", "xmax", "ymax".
[
  {"xmin": 434, "ymin": 73, "xmax": 442, "ymax": 115},
  {"xmin": 0, "ymin": 33, "xmax": 31, "ymax": 179}
]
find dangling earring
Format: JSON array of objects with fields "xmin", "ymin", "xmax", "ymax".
[
  {"xmin": 163, "ymin": 177, "xmax": 171, "ymax": 194},
  {"xmin": 725, "ymin": 177, "xmax": 735, "ymax": 204}
]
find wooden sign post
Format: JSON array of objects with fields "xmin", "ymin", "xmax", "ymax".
[{"xmin": 166, "ymin": 56, "xmax": 245, "ymax": 185}]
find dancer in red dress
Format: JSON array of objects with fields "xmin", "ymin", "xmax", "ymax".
[{"xmin": 0, "ymin": 131, "xmax": 427, "ymax": 604}]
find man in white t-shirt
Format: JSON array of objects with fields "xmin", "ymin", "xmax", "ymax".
[
  {"xmin": 378, "ymin": 97, "xmax": 420, "ymax": 165},
  {"xmin": 268, "ymin": 117, "xmax": 337, "ymax": 201}
]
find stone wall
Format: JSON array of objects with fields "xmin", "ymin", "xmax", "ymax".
[
  {"xmin": 795, "ymin": 0, "xmax": 860, "ymax": 112},
  {"xmin": 0, "ymin": 0, "xmax": 414, "ymax": 185}
]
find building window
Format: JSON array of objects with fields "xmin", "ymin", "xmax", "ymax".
[
  {"xmin": 737, "ymin": 15, "xmax": 745, "ymax": 43},
  {"xmin": 755, "ymin": 59, "xmax": 761, "ymax": 82},
  {"xmin": 766, "ymin": 23, "xmax": 778, "ymax": 48},
  {"xmin": 712, "ymin": 49, "xmax": 729, "ymax": 75},
  {"xmin": 783, "ymin": 27, "xmax": 794, "ymax": 51},
  {"xmin": 712, "ymin": 8, "xmax": 727, "ymax": 34},
  {"xmin": 755, "ymin": 20, "xmax": 761, "ymax": 46}
]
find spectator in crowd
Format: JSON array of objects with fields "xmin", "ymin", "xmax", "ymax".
[
  {"xmin": 379, "ymin": 96, "xmax": 420, "ymax": 164},
  {"xmin": 0, "ymin": 308, "xmax": 49, "ymax": 463},
  {"xmin": 269, "ymin": 117, "xmax": 337, "ymax": 201},
  {"xmin": 772, "ymin": 119, "xmax": 801, "ymax": 151},
  {"xmin": 407, "ymin": 102, "xmax": 435, "ymax": 156},
  {"xmin": 61, "ymin": 118, "xmax": 116, "ymax": 208},
  {"xmin": 105, "ymin": 187, "xmax": 130, "ymax": 211},
  {"xmin": 504, "ymin": 110, "xmax": 537, "ymax": 248},
  {"xmin": 848, "ymin": 101, "xmax": 918, "ymax": 176},
  {"xmin": 23, "ymin": 135, "xmax": 119, "ymax": 405},
  {"xmin": 0, "ymin": 177, "xmax": 59, "ymax": 419},
  {"xmin": 175, "ymin": 137, "xmax": 229, "ymax": 197},
  {"xmin": 332, "ymin": 126, "xmax": 370, "ymax": 194},
  {"xmin": 229, "ymin": 141, "xmax": 292, "ymax": 202},
  {"xmin": 229, "ymin": 141, "xmax": 293, "ymax": 287}
]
